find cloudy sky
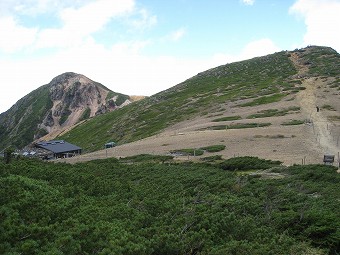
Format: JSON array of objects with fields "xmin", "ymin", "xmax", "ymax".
[{"xmin": 1, "ymin": 0, "xmax": 340, "ymax": 113}]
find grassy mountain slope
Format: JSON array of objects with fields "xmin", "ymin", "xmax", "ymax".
[
  {"xmin": 0, "ymin": 85, "xmax": 52, "ymax": 149},
  {"xmin": 60, "ymin": 46, "xmax": 340, "ymax": 153}
]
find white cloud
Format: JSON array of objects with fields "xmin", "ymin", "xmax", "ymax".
[
  {"xmin": 60, "ymin": 0, "xmax": 134, "ymax": 33},
  {"xmin": 162, "ymin": 27, "xmax": 186, "ymax": 42},
  {"xmin": 0, "ymin": 0, "xmax": 136, "ymax": 51},
  {"xmin": 289, "ymin": 0, "xmax": 340, "ymax": 52},
  {"xmin": 0, "ymin": 0, "xmax": 91, "ymax": 16},
  {"xmin": 241, "ymin": 0, "xmax": 255, "ymax": 6},
  {"xmin": 211, "ymin": 38, "xmax": 281, "ymax": 66},
  {"xmin": 36, "ymin": 0, "xmax": 135, "ymax": 49},
  {"xmin": 128, "ymin": 8, "xmax": 157, "ymax": 30},
  {"xmin": 242, "ymin": 39, "xmax": 281, "ymax": 58},
  {"xmin": 0, "ymin": 16, "xmax": 37, "ymax": 53}
]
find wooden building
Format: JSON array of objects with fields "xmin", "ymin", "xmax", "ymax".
[{"xmin": 35, "ymin": 140, "xmax": 82, "ymax": 159}]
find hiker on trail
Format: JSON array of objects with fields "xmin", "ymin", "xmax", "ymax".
[{"xmin": 316, "ymin": 106, "xmax": 319, "ymax": 112}]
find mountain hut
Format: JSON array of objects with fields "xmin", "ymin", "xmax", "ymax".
[{"xmin": 35, "ymin": 140, "xmax": 82, "ymax": 159}]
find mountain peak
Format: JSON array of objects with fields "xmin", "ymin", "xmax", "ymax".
[
  {"xmin": 0, "ymin": 73, "xmax": 132, "ymax": 149},
  {"xmin": 49, "ymin": 72, "xmax": 94, "ymax": 89},
  {"xmin": 50, "ymin": 72, "xmax": 79, "ymax": 86}
]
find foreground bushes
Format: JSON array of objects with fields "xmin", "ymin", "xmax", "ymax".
[
  {"xmin": 220, "ymin": 156, "xmax": 282, "ymax": 171},
  {"xmin": 0, "ymin": 157, "xmax": 339, "ymax": 254}
]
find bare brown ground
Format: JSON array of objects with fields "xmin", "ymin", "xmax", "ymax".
[{"xmin": 60, "ymin": 56, "xmax": 340, "ymax": 166}]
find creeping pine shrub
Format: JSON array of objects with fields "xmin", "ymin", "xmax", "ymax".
[
  {"xmin": 200, "ymin": 145, "xmax": 226, "ymax": 152},
  {"xmin": 119, "ymin": 154, "xmax": 174, "ymax": 163},
  {"xmin": 170, "ymin": 149, "xmax": 204, "ymax": 156},
  {"xmin": 200, "ymin": 155, "xmax": 223, "ymax": 162},
  {"xmin": 220, "ymin": 156, "xmax": 282, "ymax": 171}
]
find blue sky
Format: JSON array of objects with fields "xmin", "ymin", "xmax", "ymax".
[{"xmin": 1, "ymin": 0, "xmax": 340, "ymax": 113}]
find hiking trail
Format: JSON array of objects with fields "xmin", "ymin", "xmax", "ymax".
[{"xmin": 290, "ymin": 52, "xmax": 339, "ymax": 156}]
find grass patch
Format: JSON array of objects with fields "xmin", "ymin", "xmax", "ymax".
[
  {"xmin": 59, "ymin": 109, "xmax": 72, "ymax": 125},
  {"xmin": 119, "ymin": 154, "xmax": 174, "ymax": 163},
  {"xmin": 220, "ymin": 156, "xmax": 282, "ymax": 171},
  {"xmin": 200, "ymin": 144, "xmax": 226, "ymax": 152},
  {"xmin": 227, "ymin": 122, "xmax": 271, "ymax": 129},
  {"xmin": 267, "ymin": 134, "xmax": 286, "ymax": 139},
  {"xmin": 293, "ymin": 86, "xmax": 306, "ymax": 91},
  {"xmin": 247, "ymin": 107, "xmax": 300, "ymax": 119},
  {"xmin": 238, "ymin": 93, "xmax": 286, "ymax": 107},
  {"xmin": 254, "ymin": 134, "xmax": 286, "ymax": 139},
  {"xmin": 79, "ymin": 107, "xmax": 91, "ymax": 121},
  {"xmin": 208, "ymin": 125, "xmax": 227, "ymax": 130},
  {"xmin": 170, "ymin": 148, "xmax": 204, "ymax": 156},
  {"xmin": 322, "ymin": 104, "xmax": 336, "ymax": 111},
  {"xmin": 200, "ymin": 155, "xmax": 223, "ymax": 162},
  {"xmin": 327, "ymin": 116, "xmax": 340, "ymax": 121},
  {"xmin": 281, "ymin": 120, "xmax": 305, "ymax": 126},
  {"xmin": 206, "ymin": 122, "xmax": 271, "ymax": 130},
  {"xmin": 212, "ymin": 116, "xmax": 242, "ymax": 122}
]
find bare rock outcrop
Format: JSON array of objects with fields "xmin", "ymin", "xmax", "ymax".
[{"xmin": 0, "ymin": 72, "xmax": 135, "ymax": 148}]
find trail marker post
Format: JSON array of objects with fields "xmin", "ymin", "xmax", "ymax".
[{"xmin": 323, "ymin": 154, "xmax": 335, "ymax": 165}]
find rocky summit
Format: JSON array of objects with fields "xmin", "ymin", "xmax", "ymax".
[{"xmin": 0, "ymin": 72, "xmax": 132, "ymax": 149}]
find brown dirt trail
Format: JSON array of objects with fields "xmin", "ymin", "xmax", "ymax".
[
  {"xmin": 290, "ymin": 52, "xmax": 339, "ymax": 155},
  {"xmin": 297, "ymin": 78, "xmax": 339, "ymax": 154}
]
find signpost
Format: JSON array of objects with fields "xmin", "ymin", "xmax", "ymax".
[{"xmin": 323, "ymin": 154, "xmax": 335, "ymax": 165}]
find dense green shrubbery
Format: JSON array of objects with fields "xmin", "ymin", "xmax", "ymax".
[
  {"xmin": 119, "ymin": 154, "xmax": 174, "ymax": 163},
  {"xmin": 0, "ymin": 158, "xmax": 339, "ymax": 254},
  {"xmin": 200, "ymin": 145, "xmax": 226, "ymax": 152},
  {"xmin": 59, "ymin": 109, "xmax": 72, "ymax": 125},
  {"xmin": 170, "ymin": 148, "xmax": 205, "ymax": 156},
  {"xmin": 200, "ymin": 155, "xmax": 223, "ymax": 162},
  {"xmin": 79, "ymin": 107, "xmax": 91, "ymax": 121},
  {"xmin": 227, "ymin": 122, "xmax": 271, "ymax": 129},
  {"xmin": 207, "ymin": 123, "xmax": 271, "ymax": 131},
  {"xmin": 220, "ymin": 156, "xmax": 282, "ymax": 171},
  {"xmin": 0, "ymin": 85, "xmax": 52, "ymax": 149}
]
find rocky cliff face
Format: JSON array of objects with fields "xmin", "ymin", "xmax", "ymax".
[
  {"xmin": 41, "ymin": 72, "xmax": 130, "ymax": 132},
  {"xmin": 0, "ymin": 72, "xmax": 132, "ymax": 149}
]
